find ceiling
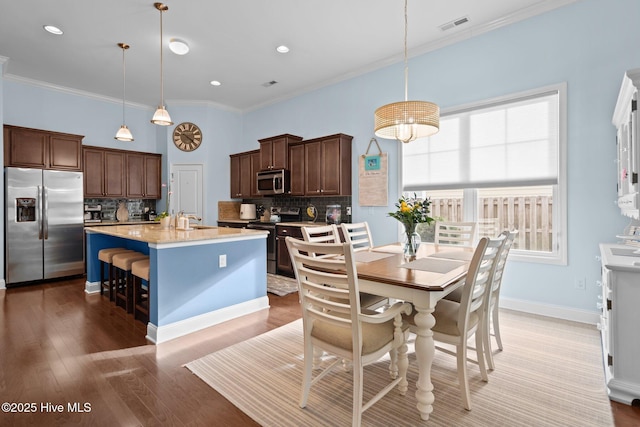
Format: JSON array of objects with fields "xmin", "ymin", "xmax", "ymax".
[{"xmin": 0, "ymin": 0, "xmax": 575, "ymax": 112}]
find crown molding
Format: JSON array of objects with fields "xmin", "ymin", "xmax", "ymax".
[
  {"xmin": 3, "ymin": 73, "xmax": 153, "ymax": 111},
  {"xmin": 245, "ymin": 0, "xmax": 579, "ymax": 113}
]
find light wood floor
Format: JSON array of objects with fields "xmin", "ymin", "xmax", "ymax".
[{"xmin": 0, "ymin": 277, "xmax": 638, "ymax": 426}]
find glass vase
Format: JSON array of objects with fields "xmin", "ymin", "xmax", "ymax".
[{"xmin": 403, "ymin": 223, "xmax": 421, "ymax": 261}]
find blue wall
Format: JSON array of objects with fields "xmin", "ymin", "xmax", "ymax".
[
  {"xmin": 2, "ymin": 0, "xmax": 637, "ymax": 317},
  {"xmin": 243, "ymin": 0, "xmax": 636, "ymax": 316}
]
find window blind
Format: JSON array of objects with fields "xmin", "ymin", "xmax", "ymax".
[{"xmin": 403, "ymin": 90, "xmax": 559, "ymax": 191}]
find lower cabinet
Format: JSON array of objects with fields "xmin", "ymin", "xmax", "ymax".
[
  {"xmin": 598, "ymin": 243, "xmax": 640, "ymax": 405},
  {"xmin": 276, "ymin": 225, "xmax": 303, "ymax": 277},
  {"xmin": 217, "ymin": 221, "xmax": 247, "ymax": 229}
]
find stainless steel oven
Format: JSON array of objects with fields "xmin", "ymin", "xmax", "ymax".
[{"xmin": 246, "ymin": 222, "xmax": 276, "ymax": 274}]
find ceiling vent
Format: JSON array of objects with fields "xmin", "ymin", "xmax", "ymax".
[
  {"xmin": 439, "ymin": 16, "xmax": 469, "ymax": 32},
  {"xmin": 262, "ymin": 80, "xmax": 278, "ymax": 88}
]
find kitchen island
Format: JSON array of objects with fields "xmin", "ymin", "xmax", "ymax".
[{"xmin": 85, "ymin": 224, "xmax": 269, "ymax": 343}]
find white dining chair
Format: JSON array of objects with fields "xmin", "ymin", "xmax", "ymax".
[
  {"xmin": 403, "ymin": 235, "xmax": 503, "ymax": 410},
  {"xmin": 483, "ymin": 230, "xmax": 518, "ymax": 370},
  {"xmin": 301, "ymin": 224, "xmax": 340, "ymax": 248},
  {"xmin": 340, "ymin": 222, "xmax": 374, "ymax": 252},
  {"xmin": 286, "ymin": 237, "xmax": 412, "ymax": 427},
  {"xmin": 301, "ymin": 224, "xmax": 387, "ymax": 310},
  {"xmin": 434, "ymin": 221, "xmax": 477, "ymax": 252}
]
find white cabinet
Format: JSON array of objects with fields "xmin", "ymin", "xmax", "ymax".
[
  {"xmin": 598, "ymin": 243, "xmax": 640, "ymax": 404},
  {"xmin": 612, "ymin": 69, "xmax": 640, "ymax": 219}
]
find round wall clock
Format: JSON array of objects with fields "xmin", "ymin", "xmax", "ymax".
[{"xmin": 173, "ymin": 122, "xmax": 203, "ymax": 152}]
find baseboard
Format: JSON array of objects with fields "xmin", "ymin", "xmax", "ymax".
[
  {"xmin": 500, "ymin": 296, "xmax": 599, "ymax": 325},
  {"xmin": 0, "ymin": 279, "xmax": 5, "ymax": 290},
  {"xmin": 84, "ymin": 280, "xmax": 101, "ymax": 294},
  {"xmin": 146, "ymin": 296, "xmax": 271, "ymax": 344}
]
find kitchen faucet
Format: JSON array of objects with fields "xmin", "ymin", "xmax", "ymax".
[{"xmin": 186, "ymin": 214, "xmax": 202, "ymax": 224}]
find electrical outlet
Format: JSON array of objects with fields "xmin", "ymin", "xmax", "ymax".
[
  {"xmin": 575, "ymin": 278, "xmax": 586, "ymax": 290},
  {"xmin": 346, "ymin": 206, "xmax": 352, "ymax": 215},
  {"xmin": 219, "ymin": 254, "xmax": 227, "ymax": 268}
]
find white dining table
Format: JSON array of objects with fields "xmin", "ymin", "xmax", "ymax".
[{"xmin": 352, "ymin": 243, "xmax": 473, "ymax": 421}]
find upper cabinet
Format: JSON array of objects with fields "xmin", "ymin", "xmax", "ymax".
[
  {"xmin": 230, "ymin": 133, "xmax": 352, "ymax": 198},
  {"xmin": 83, "ymin": 146, "xmax": 161, "ymax": 199},
  {"xmin": 613, "ymin": 69, "xmax": 640, "ymax": 219},
  {"xmin": 258, "ymin": 134, "xmax": 302, "ymax": 171},
  {"xmin": 304, "ymin": 134, "xmax": 352, "ymax": 196},
  {"xmin": 83, "ymin": 147, "xmax": 125, "ymax": 198},
  {"xmin": 230, "ymin": 149, "xmax": 260, "ymax": 199},
  {"xmin": 288, "ymin": 142, "xmax": 306, "ymax": 196},
  {"xmin": 4, "ymin": 125, "xmax": 83, "ymax": 171},
  {"xmin": 126, "ymin": 153, "xmax": 162, "ymax": 199}
]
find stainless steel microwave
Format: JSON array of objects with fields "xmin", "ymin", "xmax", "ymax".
[{"xmin": 257, "ymin": 169, "xmax": 289, "ymax": 195}]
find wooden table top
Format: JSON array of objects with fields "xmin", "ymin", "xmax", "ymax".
[{"xmin": 353, "ymin": 244, "xmax": 471, "ymax": 292}]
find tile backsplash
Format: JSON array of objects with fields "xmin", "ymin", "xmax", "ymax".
[
  {"xmin": 242, "ymin": 196, "xmax": 352, "ymax": 223},
  {"xmin": 85, "ymin": 198, "xmax": 157, "ymax": 221}
]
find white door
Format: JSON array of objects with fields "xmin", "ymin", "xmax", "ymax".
[{"xmin": 171, "ymin": 164, "xmax": 204, "ymax": 221}]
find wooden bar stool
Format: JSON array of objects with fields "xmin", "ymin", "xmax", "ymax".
[
  {"xmin": 112, "ymin": 252, "xmax": 149, "ymax": 313},
  {"xmin": 98, "ymin": 248, "xmax": 135, "ymax": 301},
  {"xmin": 131, "ymin": 259, "xmax": 150, "ymax": 324}
]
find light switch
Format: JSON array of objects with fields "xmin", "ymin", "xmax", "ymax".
[{"xmin": 219, "ymin": 254, "xmax": 227, "ymax": 268}]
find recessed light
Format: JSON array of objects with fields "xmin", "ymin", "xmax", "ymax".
[
  {"xmin": 276, "ymin": 45, "xmax": 289, "ymax": 54},
  {"xmin": 169, "ymin": 38, "xmax": 189, "ymax": 55},
  {"xmin": 43, "ymin": 25, "xmax": 63, "ymax": 35},
  {"xmin": 210, "ymin": 80, "xmax": 221, "ymax": 86}
]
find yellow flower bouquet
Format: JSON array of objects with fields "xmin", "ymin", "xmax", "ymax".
[{"xmin": 389, "ymin": 193, "xmax": 434, "ymax": 258}]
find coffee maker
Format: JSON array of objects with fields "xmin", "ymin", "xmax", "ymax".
[{"xmin": 84, "ymin": 204, "xmax": 102, "ymax": 223}]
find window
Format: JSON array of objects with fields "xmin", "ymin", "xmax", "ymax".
[{"xmin": 402, "ymin": 84, "xmax": 567, "ymax": 264}]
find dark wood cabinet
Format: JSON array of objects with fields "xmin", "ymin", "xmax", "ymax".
[
  {"xmin": 304, "ymin": 134, "xmax": 352, "ymax": 196},
  {"xmin": 83, "ymin": 146, "xmax": 161, "ymax": 199},
  {"xmin": 4, "ymin": 125, "xmax": 82, "ymax": 171},
  {"xmin": 126, "ymin": 152, "xmax": 161, "ymax": 199},
  {"xmin": 83, "ymin": 148, "xmax": 125, "ymax": 198},
  {"xmin": 258, "ymin": 134, "xmax": 302, "ymax": 171},
  {"xmin": 276, "ymin": 225, "xmax": 303, "ymax": 277},
  {"xmin": 250, "ymin": 150, "xmax": 261, "ymax": 197},
  {"xmin": 230, "ymin": 149, "xmax": 260, "ymax": 199},
  {"xmin": 288, "ymin": 142, "xmax": 305, "ymax": 196}
]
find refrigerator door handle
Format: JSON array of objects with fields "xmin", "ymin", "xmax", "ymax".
[
  {"xmin": 38, "ymin": 185, "xmax": 44, "ymax": 240},
  {"xmin": 43, "ymin": 186, "xmax": 49, "ymax": 240}
]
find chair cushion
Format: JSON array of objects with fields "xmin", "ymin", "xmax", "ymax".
[
  {"xmin": 311, "ymin": 315, "xmax": 408, "ymax": 355},
  {"xmin": 403, "ymin": 300, "xmax": 479, "ymax": 337},
  {"xmin": 131, "ymin": 259, "xmax": 150, "ymax": 280},
  {"xmin": 444, "ymin": 287, "xmax": 463, "ymax": 303},
  {"xmin": 98, "ymin": 248, "xmax": 134, "ymax": 263},
  {"xmin": 112, "ymin": 253, "xmax": 149, "ymax": 270},
  {"xmin": 360, "ymin": 292, "xmax": 387, "ymax": 308}
]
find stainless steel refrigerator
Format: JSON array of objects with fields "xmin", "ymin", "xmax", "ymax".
[{"xmin": 5, "ymin": 167, "xmax": 84, "ymax": 285}]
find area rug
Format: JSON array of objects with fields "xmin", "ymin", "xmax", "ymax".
[
  {"xmin": 185, "ymin": 310, "xmax": 613, "ymax": 426},
  {"xmin": 266, "ymin": 273, "xmax": 298, "ymax": 296}
]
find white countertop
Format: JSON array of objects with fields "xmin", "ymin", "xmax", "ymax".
[
  {"xmin": 86, "ymin": 224, "xmax": 268, "ymax": 245},
  {"xmin": 600, "ymin": 243, "xmax": 640, "ymax": 272},
  {"xmin": 84, "ymin": 220, "xmax": 157, "ymax": 227}
]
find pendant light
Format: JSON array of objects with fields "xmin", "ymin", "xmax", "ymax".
[
  {"xmin": 374, "ymin": 0, "xmax": 439, "ymax": 143},
  {"xmin": 151, "ymin": 2, "xmax": 173, "ymax": 126},
  {"xmin": 115, "ymin": 43, "xmax": 134, "ymax": 141}
]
